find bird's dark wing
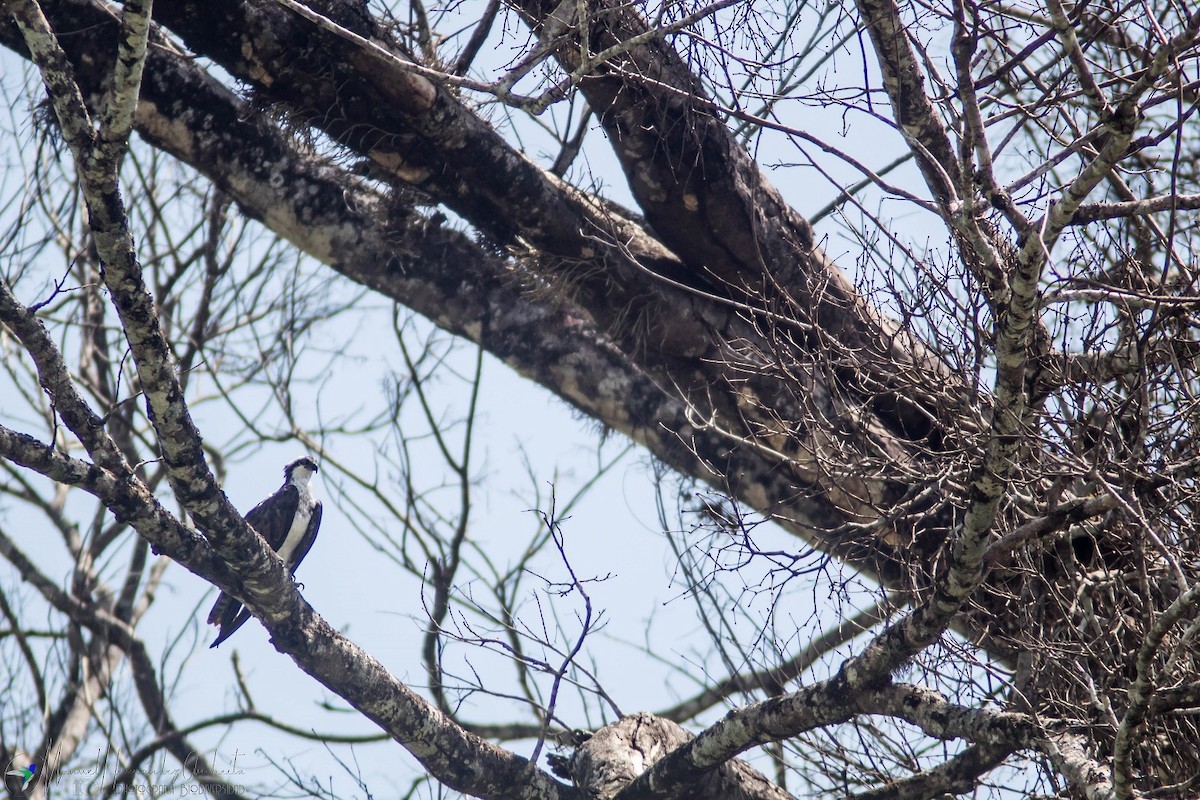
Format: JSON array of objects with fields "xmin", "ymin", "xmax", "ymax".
[
  {"xmin": 243, "ymin": 483, "xmax": 299, "ymax": 551},
  {"xmin": 288, "ymin": 500, "xmax": 322, "ymax": 573},
  {"xmin": 207, "ymin": 483, "xmax": 297, "ymax": 648}
]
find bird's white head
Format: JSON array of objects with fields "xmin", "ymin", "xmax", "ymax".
[{"xmin": 284, "ymin": 456, "xmax": 319, "ymax": 485}]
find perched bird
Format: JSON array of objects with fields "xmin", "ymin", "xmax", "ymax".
[{"xmin": 207, "ymin": 456, "xmax": 323, "ymax": 648}]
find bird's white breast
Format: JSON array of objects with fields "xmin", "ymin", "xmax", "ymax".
[{"xmin": 276, "ymin": 476, "xmax": 317, "ymax": 566}]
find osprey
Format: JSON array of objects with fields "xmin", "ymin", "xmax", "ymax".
[{"xmin": 207, "ymin": 456, "xmax": 323, "ymax": 648}]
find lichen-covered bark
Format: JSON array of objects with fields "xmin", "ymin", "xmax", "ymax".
[{"xmin": 4, "ymin": 0, "xmax": 253, "ymax": 570}]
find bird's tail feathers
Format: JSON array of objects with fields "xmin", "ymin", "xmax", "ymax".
[{"xmin": 207, "ymin": 592, "xmax": 232, "ymax": 625}]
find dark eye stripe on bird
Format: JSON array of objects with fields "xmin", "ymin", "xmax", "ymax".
[{"xmin": 207, "ymin": 456, "xmax": 323, "ymax": 648}]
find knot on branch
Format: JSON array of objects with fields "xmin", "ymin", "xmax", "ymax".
[{"xmin": 569, "ymin": 713, "xmax": 794, "ymax": 800}]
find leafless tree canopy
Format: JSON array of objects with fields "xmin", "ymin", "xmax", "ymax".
[{"xmin": 1, "ymin": 0, "xmax": 1199, "ymax": 797}]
